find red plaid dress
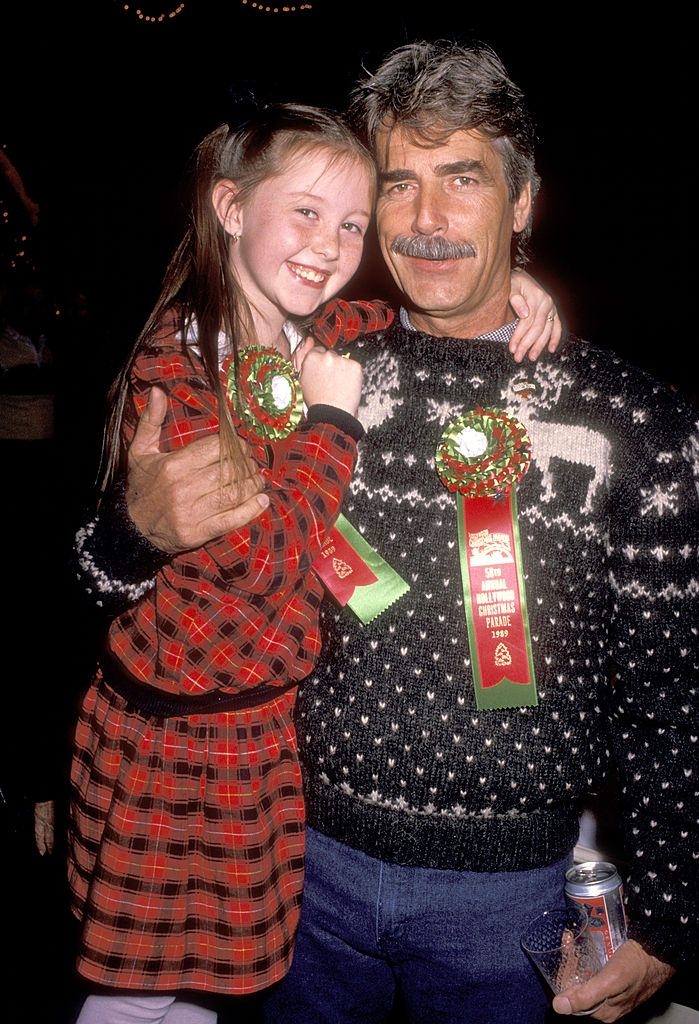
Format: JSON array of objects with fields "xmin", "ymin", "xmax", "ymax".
[{"xmin": 68, "ymin": 305, "xmax": 388, "ymax": 995}]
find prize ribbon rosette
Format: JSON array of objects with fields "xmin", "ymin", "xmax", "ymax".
[
  {"xmin": 223, "ymin": 346, "xmax": 303, "ymax": 441},
  {"xmin": 436, "ymin": 408, "xmax": 538, "ymax": 710},
  {"xmin": 223, "ymin": 346, "xmax": 409, "ymax": 622}
]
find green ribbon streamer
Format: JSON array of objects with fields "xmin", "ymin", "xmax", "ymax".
[{"xmin": 335, "ymin": 513, "xmax": 411, "ymax": 624}]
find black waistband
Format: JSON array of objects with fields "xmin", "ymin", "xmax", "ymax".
[{"xmin": 100, "ymin": 648, "xmax": 297, "ymax": 718}]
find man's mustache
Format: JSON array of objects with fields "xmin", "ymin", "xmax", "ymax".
[{"xmin": 390, "ymin": 235, "xmax": 476, "ymax": 260}]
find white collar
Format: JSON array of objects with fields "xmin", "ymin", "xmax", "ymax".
[
  {"xmin": 183, "ymin": 318, "xmax": 303, "ymax": 366},
  {"xmin": 398, "ymin": 306, "xmax": 517, "ymax": 345}
]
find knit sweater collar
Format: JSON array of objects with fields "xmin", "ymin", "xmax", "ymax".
[{"xmin": 398, "ymin": 306, "xmax": 517, "ymax": 346}]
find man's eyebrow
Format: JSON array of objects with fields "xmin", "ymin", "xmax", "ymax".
[
  {"xmin": 379, "ymin": 159, "xmax": 495, "ymax": 185},
  {"xmin": 436, "ymin": 160, "xmax": 493, "ymax": 181},
  {"xmin": 379, "ymin": 168, "xmax": 417, "ymax": 185}
]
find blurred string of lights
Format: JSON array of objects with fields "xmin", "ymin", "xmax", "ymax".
[
  {"xmin": 113, "ymin": 1, "xmax": 312, "ymax": 22},
  {"xmin": 240, "ymin": 1, "xmax": 313, "ymax": 10},
  {"xmin": 115, "ymin": 3, "xmax": 187, "ymax": 22}
]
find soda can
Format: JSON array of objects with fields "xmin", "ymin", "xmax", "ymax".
[{"xmin": 565, "ymin": 861, "xmax": 628, "ymax": 963}]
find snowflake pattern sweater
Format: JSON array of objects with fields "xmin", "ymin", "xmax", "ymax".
[{"xmin": 297, "ymin": 318, "xmax": 698, "ymax": 967}]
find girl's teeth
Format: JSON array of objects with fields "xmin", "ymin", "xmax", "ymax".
[{"xmin": 293, "ymin": 266, "xmax": 325, "ymax": 282}]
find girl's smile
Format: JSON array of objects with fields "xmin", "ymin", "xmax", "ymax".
[
  {"xmin": 286, "ymin": 260, "xmax": 331, "ymax": 286},
  {"xmin": 227, "ymin": 147, "xmax": 373, "ymax": 345}
]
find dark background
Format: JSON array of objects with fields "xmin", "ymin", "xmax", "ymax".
[
  {"xmin": 1, "ymin": 5, "xmax": 697, "ymax": 1019},
  {"xmin": 2, "ymin": 1, "xmax": 695, "ymax": 405}
]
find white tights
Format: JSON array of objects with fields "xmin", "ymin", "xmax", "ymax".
[{"xmin": 75, "ymin": 994, "xmax": 217, "ymax": 1024}]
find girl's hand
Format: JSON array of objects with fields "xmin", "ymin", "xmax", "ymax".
[
  {"xmin": 508, "ymin": 268, "xmax": 562, "ymax": 363},
  {"xmin": 34, "ymin": 799, "xmax": 55, "ymax": 856},
  {"xmin": 296, "ymin": 342, "xmax": 362, "ymax": 418}
]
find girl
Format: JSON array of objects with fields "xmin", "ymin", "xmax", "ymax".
[
  {"xmin": 68, "ymin": 103, "xmax": 559, "ymax": 1024},
  {"xmin": 69, "ymin": 103, "xmax": 374, "ymax": 1024}
]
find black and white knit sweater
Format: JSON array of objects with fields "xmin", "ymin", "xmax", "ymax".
[
  {"xmin": 297, "ymin": 319, "xmax": 698, "ymax": 968},
  {"xmin": 75, "ymin": 318, "xmax": 698, "ymax": 968}
]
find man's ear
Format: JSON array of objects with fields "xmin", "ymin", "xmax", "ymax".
[
  {"xmin": 212, "ymin": 179, "xmax": 242, "ymax": 237},
  {"xmin": 513, "ymin": 180, "xmax": 532, "ymax": 234}
]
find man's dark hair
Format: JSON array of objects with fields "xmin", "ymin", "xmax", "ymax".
[{"xmin": 349, "ymin": 39, "xmax": 540, "ymax": 263}]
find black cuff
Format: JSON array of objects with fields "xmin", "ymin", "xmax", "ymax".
[
  {"xmin": 94, "ymin": 478, "xmax": 171, "ymax": 583},
  {"xmin": 306, "ymin": 404, "xmax": 364, "ymax": 442}
]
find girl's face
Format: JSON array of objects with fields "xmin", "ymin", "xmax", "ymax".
[{"xmin": 223, "ymin": 147, "xmax": 373, "ymax": 343}]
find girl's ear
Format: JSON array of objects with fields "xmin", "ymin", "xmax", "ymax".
[{"xmin": 212, "ymin": 179, "xmax": 243, "ymax": 237}]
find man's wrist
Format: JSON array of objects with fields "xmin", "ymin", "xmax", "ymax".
[{"xmin": 75, "ymin": 478, "xmax": 169, "ymax": 606}]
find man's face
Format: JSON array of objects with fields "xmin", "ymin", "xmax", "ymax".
[{"xmin": 375, "ymin": 125, "xmax": 531, "ymax": 337}]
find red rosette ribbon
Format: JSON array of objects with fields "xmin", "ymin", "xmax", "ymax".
[
  {"xmin": 436, "ymin": 407, "xmax": 531, "ymax": 498},
  {"xmin": 223, "ymin": 345, "xmax": 303, "ymax": 440}
]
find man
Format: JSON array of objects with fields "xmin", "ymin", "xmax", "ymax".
[{"xmin": 76, "ymin": 41, "xmax": 697, "ymax": 1023}]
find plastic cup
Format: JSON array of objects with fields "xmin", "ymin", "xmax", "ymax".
[{"xmin": 521, "ymin": 905, "xmax": 603, "ymax": 1015}]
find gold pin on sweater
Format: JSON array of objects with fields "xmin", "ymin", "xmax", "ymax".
[{"xmin": 512, "ymin": 379, "xmax": 536, "ymax": 401}]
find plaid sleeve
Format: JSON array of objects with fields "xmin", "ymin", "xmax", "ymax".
[
  {"xmin": 128, "ymin": 346, "xmax": 358, "ymax": 597},
  {"xmin": 311, "ymin": 298, "xmax": 394, "ymax": 349},
  {"xmin": 206, "ymin": 419, "xmax": 358, "ymax": 595}
]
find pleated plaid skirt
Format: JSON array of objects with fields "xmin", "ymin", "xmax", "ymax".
[{"xmin": 68, "ymin": 671, "xmax": 304, "ymax": 995}]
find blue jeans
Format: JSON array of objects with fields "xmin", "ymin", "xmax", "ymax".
[{"xmin": 262, "ymin": 827, "xmax": 572, "ymax": 1024}]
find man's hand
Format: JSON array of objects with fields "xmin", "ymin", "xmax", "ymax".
[
  {"xmin": 126, "ymin": 386, "xmax": 269, "ymax": 553},
  {"xmin": 552, "ymin": 939, "xmax": 675, "ymax": 1020}
]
